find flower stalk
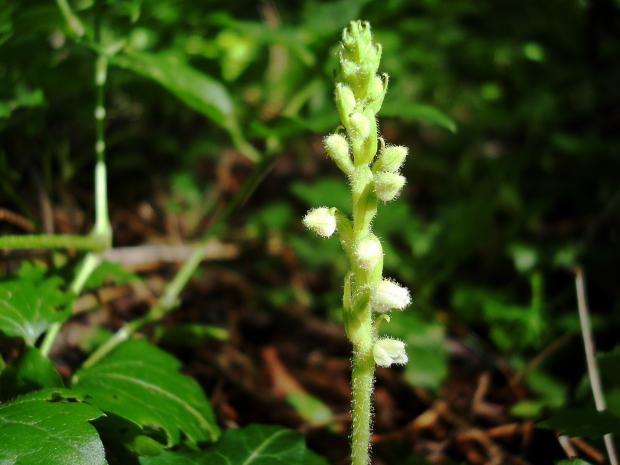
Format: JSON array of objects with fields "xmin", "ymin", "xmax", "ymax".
[{"xmin": 302, "ymin": 21, "xmax": 411, "ymax": 465}]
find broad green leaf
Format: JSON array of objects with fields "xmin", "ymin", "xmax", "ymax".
[
  {"xmin": 537, "ymin": 408, "xmax": 620, "ymax": 437},
  {"xmin": 0, "ymin": 273, "xmax": 72, "ymax": 345},
  {"xmin": 0, "ymin": 393, "xmax": 106, "ymax": 465},
  {"xmin": 0, "ymin": 345, "xmax": 64, "ymax": 402},
  {"xmin": 555, "ymin": 460, "xmax": 593, "ymax": 465},
  {"xmin": 108, "ymin": 49, "xmax": 259, "ymax": 161},
  {"xmin": 382, "ymin": 101, "xmax": 457, "ymax": 133},
  {"xmin": 72, "ymin": 338, "xmax": 220, "ymax": 448},
  {"xmin": 139, "ymin": 424, "xmax": 307, "ymax": 465}
]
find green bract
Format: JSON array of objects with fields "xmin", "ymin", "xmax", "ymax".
[{"xmin": 301, "ymin": 20, "xmax": 410, "ymax": 465}]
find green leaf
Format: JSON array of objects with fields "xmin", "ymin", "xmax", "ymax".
[
  {"xmin": 139, "ymin": 424, "xmax": 307, "ymax": 465},
  {"xmin": 0, "ymin": 346, "xmax": 64, "ymax": 402},
  {"xmin": 71, "ymin": 338, "xmax": 220, "ymax": 448},
  {"xmin": 0, "ymin": 273, "xmax": 72, "ymax": 345},
  {"xmin": 0, "ymin": 392, "xmax": 106, "ymax": 465},
  {"xmin": 555, "ymin": 460, "xmax": 593, "ymax": 465},
  {"xmin": 108, "ymin": 49, "xmax": 259, "ymax": 161},
  {"xmin": 537, "ymin": 408, "xmax": 620, "ymax": 437},
  {"xmin": 381, "ymin": 101, "xmax": 457, "ymax": 133}
]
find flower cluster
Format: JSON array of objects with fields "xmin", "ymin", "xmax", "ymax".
[{"xmin": 301, "ymin": 20, "xmax": 410, "ymax": 372}]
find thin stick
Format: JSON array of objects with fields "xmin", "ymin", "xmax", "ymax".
[{"xmin": 574, "ymin": 266, "xmax": 618, "ymax": 465}]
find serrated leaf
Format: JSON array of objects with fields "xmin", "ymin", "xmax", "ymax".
[
  {"xmin": 0, "ymin": 345, "xmax": 64, "ymax": 402},
  {"xmin": 0, "ymin": 393, "xmax": 106, "ymax": 465},
  {"xmin": 537, "ymin": 408, "xmax": 620, "ymax": 437},
  {"xmin": 382, "ymin": 101, "xmax": 457, "ymax": 133},
  {"xmin": 0, "ymin": 274, "xmax": 72, "ymax": 345},
  {"xmin": 139, "ymin": 424, "xmax": 307, "ymax": 465},
  {"xmin": 72, "ymin": 338, "xmax": 220, "ymax": 448},
  {"xmin": 108, "ymin": 49, "xmax": 259, "ymax": 161}
]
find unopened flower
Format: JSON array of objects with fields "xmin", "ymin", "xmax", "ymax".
[
  {"xmin": 324, "ymin": 134, "xmax": 353, "ymax": 174},
  {"xmin": 373, "ymin": 172, "xmax": 406, "ymax": 202},
  {"xmin": 370, "ymin": 279, "xmax": 411, "ymax": 313},
  {"xmin": 373, "ymin": 338, "xmax": 408, "ymax": 367},
  {"xmin": 302, "ymin": 207, "xmax": 337, "ymax": 238},
  {"xmin": 349, "ymin": 112, "xmax": 372, "ymax": 140},
  {"xmin": 375, "ymin": 145, "xmax": 408, "ymax": 173},
  {"xmin": 354, "ymin": 236, "xmax": 382, "ymax": 269}
]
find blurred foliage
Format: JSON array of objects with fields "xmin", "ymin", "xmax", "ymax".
[{"xmin": 1, "ymin": 0, "xmax": 620, "ymax": 460}]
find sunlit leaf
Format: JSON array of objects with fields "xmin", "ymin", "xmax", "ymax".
[
  {"xmin": 0, "ymin": 392, "xmax": 106, "ymax": 465},
  {"xmin": 0, "ymin": 272, "xmax": 72, "ymax": 345},
  {"xmin": 139, "ymin": 424, "xmax": 308, "ymax": 465},
  {"xmin": 109, "ymin": 49, "xmax": 259, "ymax": 161},
  {"xmin": 72, "ymin": 338, "xmax": 220, "ymax": 448}
]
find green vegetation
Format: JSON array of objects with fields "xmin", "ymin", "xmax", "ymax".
[{"xmin": 1, "ymin": 1, "xmax": 620, "ymax": 464}]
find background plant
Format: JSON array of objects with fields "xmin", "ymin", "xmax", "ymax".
[{"xmin": 1, "ymin": 0, "xmax": 620, "ymax": 464}]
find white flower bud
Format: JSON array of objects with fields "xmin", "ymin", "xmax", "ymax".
[
  {"xmin": 302, "ymin": 207, "xmax": 337, "ymax": 238},
  {"xmin": 373, "ymin": 172, "xmax": 406, "ymax": 202},
  {"xmin": 335, "ymin": 83, "xmax": 356, "ymax": 123},
  {"xmin": 350, "ymin": 112, "xmax": 372, "ymax": 139},
  {"xmin": 354, "ymin": 236, "xmax": 382, "ymax": 269},
  {"xmin": 371, "ymin": 279, "xmax": 411, "ymax": 313},
  {"xmin": 376, "ymin": 145, "xmax": 408, "ymax": 173},
  {"xmin": 324, "ymin": 134, "xmax": 353, "ymax": 174},
  {"xmin": 373, "ymin": 338, "xmax": 408, "ymax": 367}
]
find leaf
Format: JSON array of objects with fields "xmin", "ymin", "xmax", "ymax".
[
  {"xmin": 139, "ymin": 424, "xmax": 307, "ymax": 465},
  {"xmin": 537, "ymin": 408, "xmax": 620, "ymax": 437},
  {"xmin": 0, "ymin": 345, "xmax": 64, "ymax": 402},
  {"xmin": 381, "ymin": 101, "xmax": 457, "ymax": 133},
  {"xmin": 71, "ymin": 338, "xmax": 220, "ymax": 448},
  {"xmin": 108, "ymin": 49, "xmax": 259, "ymax": 161},
  {"xmin": 555, "ymin": 460, "xmax": 593, "ymax": 465},
  {"xmin": 0, "ymin": 273, "xmax": 72, "ymax": 345},
  {"xmin": 0, "ymin": 392, "xmax": 106, "ymax": 465}
]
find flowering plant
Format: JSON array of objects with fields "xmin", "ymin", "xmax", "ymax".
[{"xmin": 303, "ymin": 20, "xmax": 410, "ymax": 465}]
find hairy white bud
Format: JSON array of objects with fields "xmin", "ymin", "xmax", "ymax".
[
  {"xmin": 302, "ymin": 207, "xmax": 337, "ymax": 238},
  {"xmin": 354, "ymin": 236, "xmax": 382, "ymax": 269},
  {"xmin": 376, "ymin": 145, "xmax": 408, "ymax": 173},
  {"xmin": 373, "ymin": 172, "xmax": 406, "ymax": 202},
  {"xmin": 324, "ymin": 134, "xmax": 353, "ymax": 174},
  {"xmin": 371, "ymin": 279, "xmax": 411, "ymax": 313},
  {"xmin": 373, "ymin": 338, "xmax": 408, "ymax": 367},
  {"xmin": 349, "ymin": 112, "xmax": 372, "ymax": 140}
]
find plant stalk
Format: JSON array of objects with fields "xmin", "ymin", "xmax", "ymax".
[{"xmin": 574, "ymin": 266, "xmax": 618, "ymax": 465}]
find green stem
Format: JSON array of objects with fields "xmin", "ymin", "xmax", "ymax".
[
  {"xmin": 0, "ymin": 234, "xmax": 109, "ymax": 251},
  {"xmin": 350, "ymin": 309, "xmax": 375, "ymax": 465}
]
